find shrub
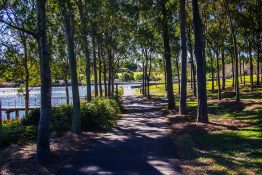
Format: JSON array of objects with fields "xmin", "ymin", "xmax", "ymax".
[
  {"xmin": 0, "ymin": 97, "xmax": 121, "ymax": 148},
  {"xmin": 0, "ymin": 120, "xmax": 37, "ymax": 147},
  {"xmin": 81, "ymin": 98, "xmax": 120, "ymax": 131},
  {"xmin": 120, "ymin": 71, "xmax": 135, "ymax": 82}
]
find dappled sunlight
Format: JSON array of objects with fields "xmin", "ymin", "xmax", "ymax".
[{"xmin": 57, "ymin": 96, "xmax": 181, "ymax": 175}]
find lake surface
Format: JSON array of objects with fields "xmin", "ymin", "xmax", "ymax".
[{"xmin": 0, "ymin": 84, "xmax": 136, "ymax": 120}]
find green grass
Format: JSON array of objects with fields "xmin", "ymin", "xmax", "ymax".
[{"xmin": 136, "ymin": 75, "xmax": 262, "ymax": 174}]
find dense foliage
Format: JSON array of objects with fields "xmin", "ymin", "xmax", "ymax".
[{"xmin": 0, "ymin": 98, "xmax": 121, "ymax": 148}]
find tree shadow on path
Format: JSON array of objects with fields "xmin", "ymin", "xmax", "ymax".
[{"xmin": 57, "ymin": 96, "xmax": 182, "ymax": 175}]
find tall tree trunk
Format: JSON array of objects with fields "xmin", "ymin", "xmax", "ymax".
[
  {"xmin": 98, "ymin": 43, "xmax": 103, "ymax": 97},
  {"xmin": 36, "ymin": 0, "xmax": 52, "ymax": 163},
  {"xmin": 175, "ymin": 56, "xmax": 181, "ymax": 95},
  {"xmin": 227, "ymin": 3, "xmax": 239, "ymax": 101},
  {"xmin": 231, "ymin": 51, "xmax": 235, "ymax": 88},
  {"xmin": 77, "ymin": 0, "xmax": 91, "ymax": 101},
  {"xmin": 142, "ymin": 61, "xmax": 145, "ymax": 96},
  {"xmin": 240, "ymin": 58, "xmax": 243, "ymax": 83},
  {"xmin": 221, "ymin": 47, "xmax": 226, "ymax": 90},
  {"xmin": 22, "ymin": 37, "xmax": 29, "ymax": 116},
  {"xmin": 161, "ymin": 1, "xmax": 175, "ymax": 109},
  {"xmin": 65, "ymin": 77, "xmax": 69, "ymax": 105},
  {"xmin": 243, "ymin": 60, "xmax": 246, "ymax": 85},
  {"xmin": 188, "ymin": 24, "xmax": 196, "ymax": 96},
  {"xmin": 257, "ymin": 45, "xmax": 260, "ymax": 85},
  {"xmin": 103, "ymin": 55, "xmax": 108, "ymax": 97},
  {"xmin": 192, "ymin": 0, "xmax": 208, "ymax": 122},
  {"xmin": 179, "ymin": 0, "xmax": 187, "ymax": 115},
  {"xmin": 108, "ymin": 49, "xmax": 112, "ymax": 97},
  {"xmin": 59, "ymin": 0, "xmax": 81, "ymax": 133},
  {"xmin": 147, "ymin": 54, "xmax": 152, "ymax": 98},
  {"xmin": 92, "ymin": 33, "xmax": 98, "ymax": 97},
  {"xmin": 216, "ymin": 50, "xmax": 221, "ymax": 100},
  {"xmin": 249, "ymin": 46, "xmax": 254, "ymax": 91},
  {"xmin": 211, "ymin": 52, "xmax": 215, "ymax": 93}
]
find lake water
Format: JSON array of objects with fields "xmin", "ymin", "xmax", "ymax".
[{"xmin": 0, "ymin": 84, "xmax": 136, "ymax": 120}]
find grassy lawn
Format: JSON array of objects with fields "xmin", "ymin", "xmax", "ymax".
[{"xmin": 137, "ymin": 75, "xmax": 262, "ymax": 174}]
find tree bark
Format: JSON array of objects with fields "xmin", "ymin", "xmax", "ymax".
[
  {"xmin": 221, "ymin": 47, "xmax": 226, "ymax": 90},
  {"xmin": 21, "ymin": 37, "xmax": 29, "ymax": 116},
  {"xmin": 192, "ymin": 0, "xmax": 208, "ymax": 122},
  {"xmin": 227, "ymin": 3, "xmax": 239, "ymax": 101},
  {"xmin": 249, "ymin": 46, "xmax": 254, "ymax": 91},
  {"xmin": 36, "ymin": 0, "xmax": 52, "ymax": 163},
  {"xmin": 59, "ymin": 0, "xmax": 81, "ymax": 133},
  {"xmin": 161, "ymin": 1, "xmax": 175, "ymax": 109},
  {"xmin": 257, "ymin": 45, "xmax": 260, "ymax": 85},
  {"xmin": 187, "ymin": 24, "xmax": 197, "ymax": 96},
  {"xmin": 211, "ymin": 51, "xmax": 215, "ymax": 93},
  {"xmin": 92, "ymin": 33, "xmax": 98, "ymax": 97},
  {"xmin": 216, "ymin": 50, "xmax": 221, "ymax": 100},
  {"xmin": 77, "ymin": 0, "xmax": 91, "ymax": 101},
  {"xmin": 98, "ymin": 43, "xmax": 103, "ymax": 97},
  {"xmin": 179, "ymin": 0, "xmax": 187, "ymax": 115}
]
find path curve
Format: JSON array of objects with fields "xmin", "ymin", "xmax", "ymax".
[{"xmin": 57, "ymin": 96, "xmax": 181, "ymax": 175}]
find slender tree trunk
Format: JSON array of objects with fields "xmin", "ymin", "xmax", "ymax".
[
  {"xmin": 65, "ymin": 78, "xmax": 69, "ymax": 105},
  {"xmin": 222, "ymin": 47, "xmax": 226, "ymax": 90},
  {"xmin": 22, "ymin": 38, "xmax": 29, "ymax": 115},
  {"xmin": 92, "ymin": 35, "xmax": 98, "ymax": 97},
  {"xmin": 216, "ymin": 50, "xmax": 221, "ymax": 100},
  {"xmin": 179, "ymin": 0, "xmax": 187, "ymax": 115},
  {"xmin": 36, "ymin": 0, "xmax": 52, "ymax": 163},
  {"xmin": 77, "ymin": 0, "xmax": 91, "ymax": 101},
  {"xmin": 103, "ymin": 55, "xmax": 108, "ymax": 97},
  {"xmin": 249, "ymin": 46, "xmax": 254, "ymax": 91},
  {"xmin": 161, "ymin": 1, "xmax": 175, "ymax": 109},
  {"xmin": 98, "ymin": 43, "xmax": 103, "ymax": 97},
  {"xmin": 243, "ymin": 60, "xmax": 246, "ymax": 85},
  {"xmin": 147, "ymin": 54, "xmax": 152, "ymax": 98},
  {"xmin": 142, "ymin": 61, "xmax": 145, "ymax": 96},
  {"xmin": 192, "ymin": 0, "xmax": 208, "ymax": 122},
  {"xmin": 227, "ymin": 3, "xmax": 239, "ymax": 101},
  {"xmin": 257, "ymin": 45, "xmax": 260, "ymax": 85},
  {"xmin": 211, "ymin": 52, "xmax": 215, "ymax": 93},
  {"xmin": 175, "ymin": 56, "xmax": 181, "ymax": 95},
  {"xmin": 188, "ymin": 24, "xmax": 196, "ymax": 96},
  {"xmin": 240, "ymin": 58, "xmax": 243, "ymax": 83},
  {"xmin": 59, "ymin": 0, "xmax": 81, "ymax": 133},
  {"xmin": 108, "ymin": 49, "xmax": 112, "ymax": 97},
  {"xmin": 231, "ymin": 51, "xmax": 235, "ymax": 88}
]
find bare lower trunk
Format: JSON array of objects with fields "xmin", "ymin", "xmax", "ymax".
[
  {"xmin": 98, "ymin": 43, "xmax": 103, "ymax": 97},
  {"xmin": 192, "ymin": 0, "xmax": 208, "ymax": 122},
  {"xmin": 65, "ymin": 78, "xmax": 69, "ymax": 105},
  {"xmin": 77, "ymin": 0, "xmax": 91, "ymax": 101},
  {"xmin": 36, "ymin": 0, "xmax": 52, "ymax": 163},
  {"xmin": 211, "ymin": 53, "xmax": 214, "ymax": 93},
  {"xmin": 216, "ymin": 51, "xmax": 221, "ymax": 100},
  {"xmin": 92, "ymin": 35, "xmax": 98, "ymax": 98},
  {"xmin": 222, "ymin": 48, "xmax": 225, "ymax": 90},
  {"xmin": 161, "ymin": 1, "xmax": 175, "ymax": 109},
  {"xmin": 60, "ymin": 0, "xmax": 81, "ymax": 133},
  {"xmin": 179, "ymin": 0, "xmax": 187, "ymax": 115},
  {"xmin": 249, "ymin": 46, "xmax": 254, "ymax": 92}
]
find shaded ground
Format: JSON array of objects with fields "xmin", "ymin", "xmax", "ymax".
[
  {"xmin": 57, "ymin": 96, "xmax": 182, "ymax": 175},
  {"xmin": 0, "ymin": 132, "xmax": 97, "ymax": 174},
  {"xmin": 168, "ymin": 99, "xmax": 262, "ymax": 175}
]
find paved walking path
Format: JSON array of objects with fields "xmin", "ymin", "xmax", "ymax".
[{"xmin": 57, "ymin": 96, "xmax": 181, "ymax": 175}]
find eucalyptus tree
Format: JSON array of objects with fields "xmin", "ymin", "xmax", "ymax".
[
  {"xmin": 179, "ymin": 0, "xmax": 187, "ymax": 115},
  {"xmin": 0, "ymin": 0, "xmax": 52, "ymax": 162},
  {"xmin": 192, "ymin": 0, "xmax": 208, "ymax": 122},
  {"xmin": 161, "ymin": 0, "xmax": 175, "ymax": 109},
  {"xmin": 77, "ymin": 0, "xmax": 92, "ymax": 101},
  {"xmin": 59, "ymin": 0, "xmax": 81, "ymax": 133}
]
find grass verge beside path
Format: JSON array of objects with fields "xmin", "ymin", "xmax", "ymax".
[{"xmin": 167, "ymin": 99, "xmax": 262, "ymax": 175}]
